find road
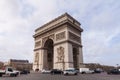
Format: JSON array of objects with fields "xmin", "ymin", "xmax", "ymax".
[{"xmin": 0, "ymin": 72, "xmax": 120, "ymax": 80}]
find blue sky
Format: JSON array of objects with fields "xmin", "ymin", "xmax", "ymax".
[{"xmin": 0, "ymin": 0, "xmax": 120, "ymax": 66}]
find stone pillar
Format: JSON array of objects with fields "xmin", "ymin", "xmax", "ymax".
[
  {"xmin": 33, "ymin": 52, "xmax": 39, "ymax": 71},
  {"xmin": 79, "ymin": 46, "xmax": 84, "ymax": 68},
  {"xmin": 65, "ymin": 43, "xmax": 74, "ymax": 69},
  {"xmin": 54, "ymin": 43, "xmax": 70, "ymax": 70},
  {"xmin": 42, "ymin": 49, "xmax": 48, "ymax": 70},
  {"xmin": 38, "ymin": 50, "xmax": 43, "ymax": 70}
]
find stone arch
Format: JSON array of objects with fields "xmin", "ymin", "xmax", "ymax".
[
  {"xmin": 41, "ymin": 34, "xmax": 54, "ymax": 48},
  {"xmin": 73, "ymin": 47, "xmax": 79, "ymax": 69},
  {"xmin": 33, "ymin": 13, "xmax": 83, "ymax": 71},
  {"xmin": 43, "ymin": 39, "xmax": 54, "ymax": 70}
]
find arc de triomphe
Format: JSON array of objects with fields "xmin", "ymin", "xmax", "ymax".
[{"xmin": 33, "ymin": 13, "xmax": 83, "ymax": 71}]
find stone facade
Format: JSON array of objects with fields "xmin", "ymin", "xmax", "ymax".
[
  {"xmin": 33, "ymin": 13, "xmax": 83, "ymax": 71},
  {"xmin": 8, "ymin": 59, "xmax": 32, "ymax": 70}
]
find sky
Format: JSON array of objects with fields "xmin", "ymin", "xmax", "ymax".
[{"xmin": 0, "ymin": 0, "xmax": 120, "ymax": 66}]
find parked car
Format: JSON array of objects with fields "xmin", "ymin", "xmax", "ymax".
[
  {"xmin": 94, "ymin": 68, "xmax": 102, "ymax": 73},
  {"xmin": 79, "ymin": 68, "xmax": 94, "ymax": 74},
  {"xmin": 50, "ymin": 69, "xmax": 63, "ymax": 74},
  {"xmin": 63, "ymin": 69, "xmax": 78, "ymax": 75},
  {"xmin": 41, "ymin": 69, "xmax": 51, "ymax": 74},
  {"xmin": 107, "ymin": 69, "xmax": 120, "ymax": 74},
  {"xmin": 75, "ymin": 69, "xmax": 80, "ymax": 73},
  {"xmin": 0, "ymin": 67, "xmax": 19, "ymax": 77},
  {"xmin": 20, "ymin": 69, "xmax": 30, "ymax": 74}
]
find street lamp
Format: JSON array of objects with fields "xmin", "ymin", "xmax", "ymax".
[{"xmin": 116, "ymin": 64, "xmax": 119, "ymax": 69}]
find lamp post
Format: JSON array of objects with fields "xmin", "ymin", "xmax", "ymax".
[{"xmin": 116, "ymin": 64, "xmax": 119, "ymax": 69}]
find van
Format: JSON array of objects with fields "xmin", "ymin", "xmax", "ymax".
[{"xmin": 79, "ymin": 68, "xmax": 94, "ymax": 74}]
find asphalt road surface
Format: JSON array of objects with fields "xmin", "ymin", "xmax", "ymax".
[{"xmin": 0, "ymin": 72, "xmax": 120, "ymax": 80}]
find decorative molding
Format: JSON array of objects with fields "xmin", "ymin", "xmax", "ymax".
[
  {"xmin": 34, "ymin": 47, "xmax": 47, "ymax": 51},
  {"xmin": 35, "ymin": 13, "xmax": 81, "ymax": 32},
  {"xmin": 56, "ymin": 31, "xmax": 66, "ymax": 41},
  {"xmin": 33, "ymin": 24, "xmax": 67, "ymax": 40},
  {"xmin": 55, "ymin": 62, "xmax": 73, "ymax": 64},
  {"xmin": 69, "ymin": 32, "xmax": 81, "ymax": 43},
  {"xmin": 33, "ymin": 20, "xmax": 83, "ymax": 38},
  {"xmin": 54, "ymin": 40, "xmax": 82, "ymax": 47},
  {"xmin": 42, "ymin": 34, "xmax": 54, "ymax": 46},
  {"xmin": 35, "ymin": 36, "xmax": 41, "ymax": 40}
]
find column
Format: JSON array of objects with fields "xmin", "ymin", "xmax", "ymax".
[{"xmin": 79, "ymin": 47, "xmax": 83, "ymax": 68}]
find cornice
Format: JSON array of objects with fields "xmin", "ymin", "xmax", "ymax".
[
  {"xmin": 33, "ymin": 20, "xmax": 83, "ymax": 38},
  {"xmin": 35, "ymin": 13, "xmax": 82, "ymax": 32}
]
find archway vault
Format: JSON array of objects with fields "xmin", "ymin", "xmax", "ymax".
[{"xmin": 43, "ymin": 39, "xmax": 54, "ymax": 70}]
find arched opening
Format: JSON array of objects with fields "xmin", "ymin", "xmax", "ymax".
[
  {"xmin": 73, "ymin": 47, "xmax": 79, "ymax": 69},
  {"xmin": 44, "ymin": 39, "xmax": 54, "ymax": 70}
]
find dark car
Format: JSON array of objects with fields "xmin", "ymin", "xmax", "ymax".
[
  {"xmin": 94, "ymin": 69, "xmax": 102, "ymax": 73},
  {"xmin": 107, "ymin": 69, "xmax": 120, "ymax": 74},
  {"xmin": 20, "ymin": 69, "xmax": 30, "ymax": 74},
  {"xmin": 50, "ymin": 69, "xmax": 63, "ymax": 74}
]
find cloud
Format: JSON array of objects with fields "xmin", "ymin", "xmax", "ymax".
[
  {"xmin": 0, "ymin": 0, "xmax": 120, "ymax": 66},
  {"xmin": 81, "ymin": 0, "xmax": 120, "ymax": 65}
]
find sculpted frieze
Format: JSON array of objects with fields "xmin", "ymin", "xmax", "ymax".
[{"xmin": 56, "ymin": 31, "xmax": 66, "ymax": 41}]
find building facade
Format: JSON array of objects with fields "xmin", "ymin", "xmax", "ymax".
[
  {"xmin": 33, "ymin": 13, "xmax": 83, "ymax": 71},
  {"xmin": 8, "ymin": 59, "xmax": 32, "ymax": 70},
  {"xmin": 0, "ymin": 61, "xmax": 4, "ymax": 68}
]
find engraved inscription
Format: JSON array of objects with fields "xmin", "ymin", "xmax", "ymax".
[{"xmin": 56, "ymin": 31, "xmax": 65, "ymax": 41}]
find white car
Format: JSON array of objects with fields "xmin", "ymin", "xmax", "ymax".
[
  {"xmin": 41, "ymin": 69, "xmax": 51, "ymax": 74},
  {"xmin": 0, "ymin": 67, "xmax": 19, "ymax": 77},
  {"xmin": 63, "ymin": 69, "xmax": 77, "ymax": 75}
]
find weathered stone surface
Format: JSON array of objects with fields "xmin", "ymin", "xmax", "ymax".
[{"xmin": 33, "ymin": 13, "xmax": 83, "ymax": 71}]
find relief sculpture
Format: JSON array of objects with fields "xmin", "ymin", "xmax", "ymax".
[
  {"xmin": 57, "ymin": 46, "xmax": 64, "ymax": 62},
  {"xmin": 56, "ymin": 31, "xmax": 66, "ymax": 41}
]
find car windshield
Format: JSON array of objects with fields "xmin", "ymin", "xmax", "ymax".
[
  {"xmin": 65, "ymin": 70, "xmax": 73, "ymax": 71},
  {"xmin": 8, "ymin": 68, "xmax": 13, "ymax": 72}
]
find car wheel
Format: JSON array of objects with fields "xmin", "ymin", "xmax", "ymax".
[
  {"xmin": 64, "ymin": 73, "xmax": 68, "ymax": 75},
  {"xmin": 66, "ymin": 73, "xmax": 68, "ymax": 75},
  {"xmin": 10, "ymin": 74, "xmax": 14, "ymax": 77},
  {"xmin": 81, "ymin": 72, "xmax": 85, "ymax": 74},
  {"xmin": 75, "ymin": 73, "xmax": 77, "ymax": 75},
  {"xmin": 0, "ymin": 74, "xmax": 2, "ymax": 77}
]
